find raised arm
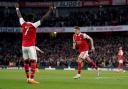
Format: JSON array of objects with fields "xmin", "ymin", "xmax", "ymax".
[
  {"xmin": 15, "ymin": 3, "xmax": 22, "ymax": 18},
  {"xmin": 40, "ymin": 5, "xmax": 54, "ymax": 24}
]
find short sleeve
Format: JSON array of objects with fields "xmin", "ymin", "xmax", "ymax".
[
  {"xmin": 83, "ymin": 33, "xmax": 90, "ymax": 39},
  {"xmin": 33, "ymin": 20, "xmax": 41, "ymax": 28}
]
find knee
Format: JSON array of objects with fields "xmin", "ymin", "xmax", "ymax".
[
  {"xmin": 30, "ymin": 60, "xmax": 36, "ymax": 64},
  {"xmin": 24, "ymin": 59, "xmax": 29, "ymax": 64},
  {"xmin": 77, "ymin": 58, "xmax": 82, "ymax": 63}
]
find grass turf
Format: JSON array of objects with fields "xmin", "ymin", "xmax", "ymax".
[{"xmin": 0, "ymin": 70, "xmax": 128, "ymax": 89}]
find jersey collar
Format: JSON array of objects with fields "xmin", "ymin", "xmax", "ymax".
[{"xmin": 76, "ymin": 33, "xmax": 82, "ymax": 36}]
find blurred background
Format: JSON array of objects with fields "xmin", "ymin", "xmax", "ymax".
[{"xmin": 0, "ymin": 0, "xmax": 128, "ymax": 70}]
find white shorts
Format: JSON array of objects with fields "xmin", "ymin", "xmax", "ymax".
[
  {"xmin": 119, "ymin": 60, "xmax": 123, "ymax": 64},
  {"xmin": 22, "ymin": 46, "xmax": 37, "ymax": 61},
  {"xmin": 79, "ymin": 51, "xmax": 89, "ymax": 59}
]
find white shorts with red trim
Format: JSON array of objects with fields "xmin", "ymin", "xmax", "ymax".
[
  {"xmin": 118, "ymin": 60, "xmax": 124, "ymax": 64},
  {"xmin": 22, "ymin": 46, "xmax": 37, "ymax": 61},
  {"xmin": 78, "ymin": 51, "xmax": 89, "ymax": 59}
]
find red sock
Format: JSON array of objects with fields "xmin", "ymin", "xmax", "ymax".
[
  {"xmin": 122, "ymin": 64, "xmax": 124, "ymax": 70},
  {"xmin": 24, "ymin": 64, "xmax": 29, "ymax": 79},
  {"xmin": 89, "ymin": 60, "xmax": 97, "ymax": 70},
  {"xmin": 78, "ymin": 62, "xmax": 82, "ymax": 74},
  {"xmin": 118, "ymin": 63, "xmax": 120, "ymax": 70},
  {"xmin": 30, "ymin": 62, "xmax": 37, "ymax": 79},
  {"xmin": 36, "ymin": 64, "xmax": 38, "ymax": 68}
]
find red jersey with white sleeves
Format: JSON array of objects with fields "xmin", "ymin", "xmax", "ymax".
[
  {"xmin": 19, "ymin": 18, "xmax": 41, "ymax": 47},
  {"xmin": 73, "ymin": 33, "xmax": 89, "ymax": 53},
  {"xmin": 118, "ymin": 49, "xmax": 124, "ymax": 60}
]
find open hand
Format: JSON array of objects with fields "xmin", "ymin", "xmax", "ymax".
[{"xmin": 49, "ymin": 4, "xmax": 56, "ymax": 11}]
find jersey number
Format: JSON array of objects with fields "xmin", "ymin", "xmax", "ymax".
[{"xmin": 24, "ymin": 26, "xmax": 29, "ymax": 35}]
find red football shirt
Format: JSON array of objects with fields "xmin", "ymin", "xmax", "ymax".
[
  {"xmin": 19, "ymin": 18, "xmax": 41, "ymax": 47},
  {"xmin": 118, "ymin": 49, "xmax": 124, "ymax": 60},
  {"xmin": 73, "ymin": 33, "xmax": 89, "ymax": 53}
]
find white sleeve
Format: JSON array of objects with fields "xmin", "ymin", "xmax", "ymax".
[
  {"xmin": 83, "ymin": 33, "xmax": 90, "ymax": 39},
  {"xmin": 19, "ymin": 18, "xmax": 25, "ymax": 25},
  {"xmin": 33, "ymin": 20, "xmax": 41, "ymax": 28}
]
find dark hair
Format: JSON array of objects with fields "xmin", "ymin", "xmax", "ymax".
[{"xmin": 26, "ymin": 14, "xmax": 34, "ymax": 22}]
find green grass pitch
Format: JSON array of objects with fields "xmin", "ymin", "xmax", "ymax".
[{"xmin": 0, "ymin": 70, "xmax": 128, "ymax": 89}]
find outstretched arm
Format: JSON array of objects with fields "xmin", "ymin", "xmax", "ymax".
[
  {"xmin": 36, "ymin": 46, "xmax": 44, "ymax": 54},
  {"xmin": 40, "ymin": 5, "xmax": 55, "ymax": 24},
  {"xmin": 15, "ymin": 3, "xmax": 25, "ymax": 25},
  {"xmin": 15, "ymin": 3, "xmax": 22, "ymax": 18}
]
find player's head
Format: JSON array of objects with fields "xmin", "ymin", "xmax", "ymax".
[
  {"xmin": 74, "ymin": 26, "xmax": 80, "ymax": 35},
  {"xmin": 119, "ymin": 46, "xmax": 122, "ymax": 50},
  {"xmin": 26, "ymin": 14, "xmax": 34, "ymax": 22}
]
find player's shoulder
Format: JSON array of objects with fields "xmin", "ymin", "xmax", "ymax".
[
  {"xmin": 27, "ymin": 22, "xmax": 34, "ymax": 25},
  {"xmin": 24, "ymin": 22, "xmax": 35, "ymax": 27},
  {"xmin": 80, "ymin": 33, "xmax": 86, "ymax": 37},
  {"xmin": 27, "ymin": 21, "xmax": 41, "ymax": 28},
  {"xmin": 120, "ymin": 49, "xmax": 123, "ymax": 51},
  {"xmin": 21, "ymin": 22, "xmax": 27, "ymax": 26}
]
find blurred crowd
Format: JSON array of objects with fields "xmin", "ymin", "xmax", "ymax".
[
  {"xmin": 91, "ymin": 36, "xmax": 128, "ymax": 68},
  {"xmin": 0, "ymin": 33, "xmax": 128, "ymax": 68},
  {"xmin": 0, "ymin": 0, "xmax": 77, "ymax": 1},
  {"xmin": 0, "ymin": 6, "xmax": 128, "ymax": 27},
  {"xmin": 0, "ymin": 5, "xmax": 128, "ymax": 69}
]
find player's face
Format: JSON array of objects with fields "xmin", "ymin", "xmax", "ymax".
[
  {"xmin": 74, "ymin": 29, "xmax": 80, "ymax": 35},
  {"xmin": 119, "ymin": 47, "xmax": 122, "ymax": 50}
]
